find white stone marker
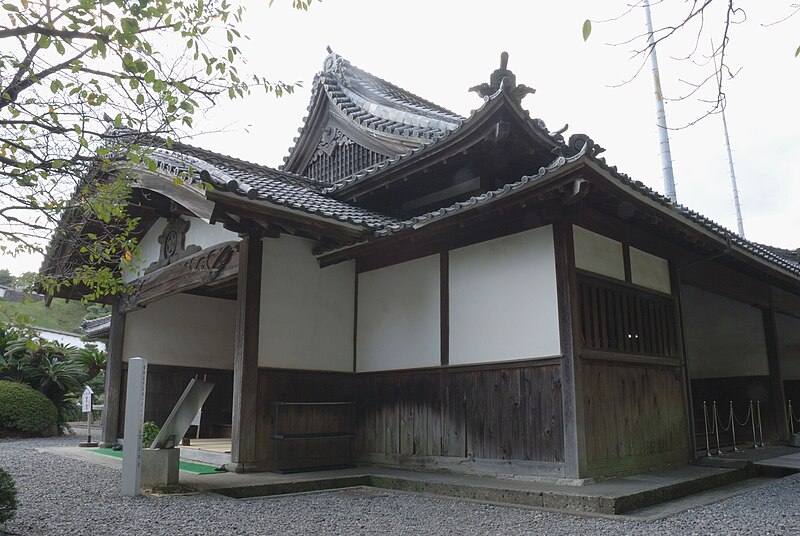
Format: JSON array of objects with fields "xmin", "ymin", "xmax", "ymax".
[{"xmin": 121, "ymin": 357, "xmax": 147, "ymax": 497}]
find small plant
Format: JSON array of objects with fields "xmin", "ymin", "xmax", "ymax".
[
  {"xmin": 0, "ymin": 380, "xmax": 58, "ymax": 437},
  {"xmin": 142, "ymin": 421, "xmax": 160, "ymax": 448},
  {"xmin": 0, "ymin": 468, "xmax": 18, "ymax": 524}
]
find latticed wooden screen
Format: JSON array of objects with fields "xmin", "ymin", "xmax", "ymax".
[
  {"xmin": 577, "ymin": 275, "xmax": 676, "ymax": 357},
  {"xmin": 305, "ymin": 144, "xmax": 387, "ymax": 184}
]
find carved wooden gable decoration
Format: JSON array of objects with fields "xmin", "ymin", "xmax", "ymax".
[
  {"xmin": 282, "ymin": 50, "xmax": 463, "ymax": 185},
  {"xmin": 146, "ymin": 217, "xmax": 202, "ymax": 273}
]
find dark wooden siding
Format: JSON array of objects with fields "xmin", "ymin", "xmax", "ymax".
[
  {"xmin": 583, "ymin": 361, "xmax": 688, "ymax": 475},
  {"xmin": 118, "ymin": 364, "xmax": 233, "ymax": 439},
  {"xmin": 353, "ymin": 361, "xmax": 564, "ymax": 463},
  {"xmin": 254, "ymin": 368, "xmax": 355, "ymax": 471}
]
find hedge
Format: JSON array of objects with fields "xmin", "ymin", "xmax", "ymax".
[{"xmin": 0, "ymin": 381, "xmax": 58, "ymax": 437}]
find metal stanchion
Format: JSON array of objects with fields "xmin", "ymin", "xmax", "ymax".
[
  {"xmin": 789, "ymin": 400, "xmax": 795, "ymax": 435},
  {"xmin": 729, "ymin": 401, "xmax": 739, "ymax": 452},
  {"xmin": 712, "ymin": 401, "xmax": 722, "ymax": 456},
  {"xmin": 756, "ymin": 400, "xmax": 765, "ymax": 448},
  {"xmin": 750, "ymin": 400, "xmax": 759, "ymax": 449},
  {"xmin": 703, "ymin": 400, "xmax": 712, "ymax": 457}
]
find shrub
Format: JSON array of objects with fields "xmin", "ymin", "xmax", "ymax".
[
  {"xmin": 0, "ymin": 468, "xmax": 17, "ymax": 525},
  {"xmin": 142, "ymin": 421, "xmax": 160, "ymax": 448},
  {"xmin": 0, "ymin": 380, "xmax": 58, "ymax": 437}
]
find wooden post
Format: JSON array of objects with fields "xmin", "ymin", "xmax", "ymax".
[
  {"xmin": 671, "ymin": 264, "xmax": 696, "ymax": 459},
  {"xmin": 230, "ymin": 229, "xmax": 262, "ymax": 471},
  {"xmin": 440, "ymin": 250, "xmax": 449, "ymax": 367},
  {"xmin": 553, "ymin": 222, "xmax": 587, "ymax": 478},
  {"xmin": 763, "ymin": 307, "xmax": 789, "ymax": 441},
  {"xmin": 100, "ymin": 298, "xmax": 126, "ymax": 447}
]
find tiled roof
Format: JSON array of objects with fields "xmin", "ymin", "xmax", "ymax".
[
  {"xmin": 319, "ymin": 85, "xmax": 572, "ymax": 196},
  {"xmin": 375, "ymin": 148, "xmax": 586, "ymax": 237},
  {"xmin": 584, "ymin": 152, "xmax": 800, "ymax": 278},
  {"xmin": 283, "ymin": 52, "xmax": 464, "ymax": 169},
  {"xmin": 146, "ymin": 147, "xmax": 399, "ymax": 230},
  {"xmin": 81, "ymin": 315, "xmax": 111, "ymax": 338}
]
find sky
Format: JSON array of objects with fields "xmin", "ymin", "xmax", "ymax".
[{"xmin": 2, "ymin": 0, "xmax": 798, "ymax": 275}]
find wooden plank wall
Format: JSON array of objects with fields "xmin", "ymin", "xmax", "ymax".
[
  {"xmin": 582, "ymin": 361, "xmax": 688, "ymax": 476},
  {"xmin": 118, "ymin": 364, "xmax": 233, "ymax": 439},
  {"xmin": 254, "ymin": 368, "xmax": 355, "ymax": 471},
  {"xmin": 353, "ymin": 362, "xmax": 564, "ymax": 464}
]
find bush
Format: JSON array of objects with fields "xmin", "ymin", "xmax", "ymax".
[
  {"xmin": 0, "ymin": 468, "xmax": 17, "ymax": 525},
  {"xmin": 142, "ymin": 421, "xmax": 160, "ymax": 448},
  {"xmin": 0, "ymin": 380, "xmax": 58, "ymax": 437}
]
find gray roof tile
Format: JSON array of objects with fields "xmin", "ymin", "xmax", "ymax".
[{"xmin": 147, "ymin": 146, "xmax": 399, "ymax": 230}]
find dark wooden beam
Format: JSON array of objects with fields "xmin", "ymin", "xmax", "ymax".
[
  {"xmin": 440, "ymin": 251, "xmax": 449, "ymax": 367},
  {"xmin": 230, "ymin": 228, "xmax": 263, "ymax": 471},
  {"xmin": 100, "ymin": 298, "xmax": 125, "ymax": 447},
  {"xmin": 553, "ymin": 222, "xmax": 587, "ymax": 478},
  {"xmin": 671, "ymin": 263, "xmax": 696, "ymax": 459},
  {"xmin": 207, "ymin": 190, "xmax": 368, "ymax": 244},
  {"xmin": 763, "ymin": 307, "xmax": 790, "ymax": 441},
  {"xmin": 121, "ymin": 241, "xmax": 239, "ymax": 313}
]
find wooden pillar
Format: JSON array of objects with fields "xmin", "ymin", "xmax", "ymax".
[
  {"xmin": 553, "ymin": 222, "xmax": 587, "ymax": 478},
  {"xmin": 100, "ymin": 298, "xmax": 126, "ymax": 447},
  {"xmin": 763, "ymin": 307, "xmax": 789, "ymax": 440},
  {"xmin": 230, "ymin": 229, "xmax": 262, "ymax": 471},
  {"xmin": 671, "ymin": 265, "xmax": 696, "ymax": 458}
]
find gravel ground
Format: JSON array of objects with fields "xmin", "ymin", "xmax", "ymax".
[{"xmin": 1, "ymin": 436, "xmax": 798, "ymax": 535}]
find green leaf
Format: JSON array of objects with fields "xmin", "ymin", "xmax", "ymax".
[
  {"xmin": 796, "ymin": 45, "xmax": 800, "ymax": 58},
  {"xmin": 3, "ymin": 3, "xmax": 19, "ymax": 12},
  {"xmin": 582, "ymin": 19, "xmax": 592, "ymax": 42},
  {"xmin": 120, "ymin": 17, "xmax": 139, "ymax": 34},
  {"xmin": 37, "ymin": 34, "xmax": 52, "ymax": 49},
  {"xmin": 144, "ymin": 70, "xmax": 155, "ymax": 84},
  {"xmin": 54, "ymin": 40, "xmax": 66, "ymax": 55}
]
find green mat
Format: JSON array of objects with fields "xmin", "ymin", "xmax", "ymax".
[{"xmin": 90, "ymin": 448, "xmax": 223, "ymax": 475}]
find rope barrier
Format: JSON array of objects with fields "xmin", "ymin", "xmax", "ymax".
[{"xmin": 701, "ymin": 399, "xmax": 770, "ymax": 455}]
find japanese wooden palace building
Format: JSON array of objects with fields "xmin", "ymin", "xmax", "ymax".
[{"xmin": 43, "ymin": 51, "xmax": 800, "ymax": 479}]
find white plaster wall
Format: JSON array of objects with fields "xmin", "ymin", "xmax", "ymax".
[
  {"xmin": 777, "ymin": 313, "xmax": 800, "ymax": 380},
  {"xmin": 258, "ymin": 235, "xmax": 355, "ymax": 372},
  {"xmin": 573, "ymin": 226, "xmax": 625, "ymax": 281},
  {"xmin": 356, "ymin": 255, "xmax": 440, "ymax": 372},
  {"xmin": 683, "ymin": 285, "xmax": 769, "ymax": 379},
  {"xmin": 36, "ymin": 329, "xmax": 106, "ymax": 351},
  {"xmin": 449, "ymin": 226, "xmax": 560, "ymax": 365},
  {"xmin": 630, "ymin": 247, "xmax": 671, "ymax": 294},
  {"xmin": 122, "ymin": 293, "xmax": 235, "ymax": 369},
  {"xmin": 123, "ymin": 217, "xmax": 239, "ymax": 282}
]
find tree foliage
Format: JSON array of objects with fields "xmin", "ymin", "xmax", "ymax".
[
  {"xmin": 0, "ymin": 324, "xmax": 108, "ymax": 428},
  {"xmin": 583, "ymin": 1, "xmax": 798, "ymax": 123},
  {"xmin": 0, "ymin": 0, "xmax": 309, "ymax": 298}
]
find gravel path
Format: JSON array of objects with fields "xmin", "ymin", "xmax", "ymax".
[{"xmin": 1, "ymin": 436, "xmax": 798, "ymax": 535}]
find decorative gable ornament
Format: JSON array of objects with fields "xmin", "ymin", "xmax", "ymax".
[
  {"xmin": 469, "ymin": 51, "xmax": 536, "ymax": 103},
  {"xmin": 146, "ymin": 217, "xmax": 202, "ymax": 273}
]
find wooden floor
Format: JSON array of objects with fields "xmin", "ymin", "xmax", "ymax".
[{"xmin": 181, "ymin": 438, "xmax": 232, "ymax": 454}]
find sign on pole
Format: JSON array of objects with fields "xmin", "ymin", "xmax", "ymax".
[
  {"xmin": 121, "ymin": 357, "xmax": 147, "ymax": 497},
  {"xmin": 81, "ymin": 386, "xmax": 93, "ymax": 413},
  {"xmin": 79, "ymin": 386, "xmax": 97, "ymax": 447}
]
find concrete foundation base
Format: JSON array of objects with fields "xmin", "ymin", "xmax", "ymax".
[{"xmin": 141, "ymin": 448, "xmax": 180, "ymax": 488}]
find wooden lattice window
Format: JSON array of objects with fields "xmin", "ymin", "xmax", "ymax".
[{"xmin": 577, "ymin": 275, "xmax": 676, "ymax": 357}]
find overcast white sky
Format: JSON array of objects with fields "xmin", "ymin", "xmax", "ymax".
[{"xmin": 3, "ymin": 0, "xmax": 798, "ymax": 275}]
